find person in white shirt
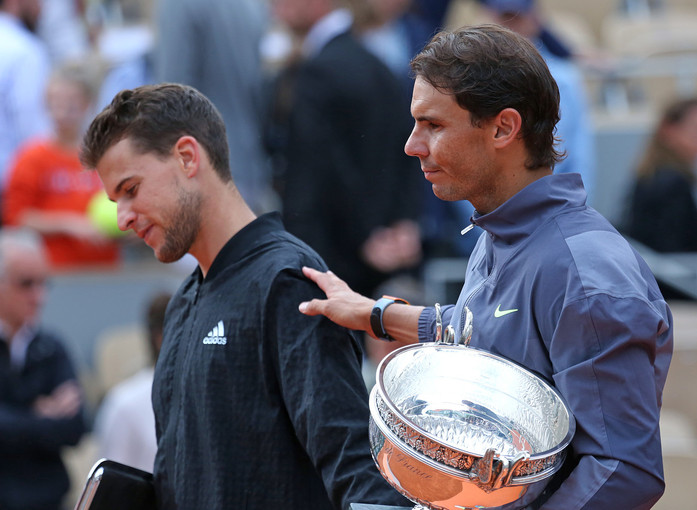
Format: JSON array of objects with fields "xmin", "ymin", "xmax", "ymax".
[{"xmin": 93, "ymin": 292, "xmax": 171, "ymax": 472}]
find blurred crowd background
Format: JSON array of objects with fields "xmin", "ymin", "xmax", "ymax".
[{"xmin": 1, "ymin": 0, "xmax": 697, "ymax": 508}]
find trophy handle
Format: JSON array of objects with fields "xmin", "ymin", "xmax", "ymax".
[
  {"xmin": 459, "ymin": 307, "xmax": 473, "ymax": 347},
  {"xmin": 435, "ymin": 304, "xmax": 471, "ymax": 346},
  {"xmin": 471, "ymin": 449, "xmax": 530, "ymax": 491}
]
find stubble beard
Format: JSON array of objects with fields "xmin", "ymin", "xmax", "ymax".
[{"xmin": 157, "ymin": 188, "xmax": 203, "ymax": 263}]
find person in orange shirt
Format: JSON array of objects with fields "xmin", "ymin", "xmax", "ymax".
[{"xmin": 3, "ymin": 61, "xmax": 122, "ymax": 270}]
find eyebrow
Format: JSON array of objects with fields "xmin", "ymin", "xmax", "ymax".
[{"xmin": 413, "ymin": 114, "xmax": 439, "ymax": 123}]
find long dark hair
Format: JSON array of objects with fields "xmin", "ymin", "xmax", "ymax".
[{"xmin": 636, "ymin": 97, "xmax": 697, "ymax": 183}]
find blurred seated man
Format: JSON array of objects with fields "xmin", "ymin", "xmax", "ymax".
[{"xmin": 0, "ymin": 227, "xmax": 86, "ymax": 510}]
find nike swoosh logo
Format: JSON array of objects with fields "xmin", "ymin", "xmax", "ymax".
[{"xmin": 494, "ymin": 304, "xmax": 518, "ymax": 318}]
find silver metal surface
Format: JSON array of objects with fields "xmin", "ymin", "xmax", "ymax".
[
  {"xmin": 73, "ymin": 461, "xmax": 106, "ymax": 510},
  {"xmin": 369, "ymin": 341, "xmax": 575, "ymax": 510}
]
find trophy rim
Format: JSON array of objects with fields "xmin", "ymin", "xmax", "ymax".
[{"xmin": 373, "ymin": 342, "xmax": 576, "ymax": 479}]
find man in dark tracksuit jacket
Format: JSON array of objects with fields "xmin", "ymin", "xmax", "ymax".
[
  {"xmin": 81, "ymin": 83, "xmax": 409, "ymax": 510},
  {"xmin": 153, "ymin": 213, "xmax": 406, "ymax": 509}
]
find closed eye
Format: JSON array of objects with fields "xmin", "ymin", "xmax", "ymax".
[{"xmin": 125, "ymin": 184, "xmax": 138, "ymax": 197}]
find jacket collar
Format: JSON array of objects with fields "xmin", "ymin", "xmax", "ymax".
[
  {"xmin": 195, "ymin": 212, "xmax": 284, "ymax": 283},
  {"xmin": 471, "ymin": 173, "xmax": 587, "ymax": 245}
]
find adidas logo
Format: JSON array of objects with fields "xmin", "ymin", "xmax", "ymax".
[{"xmin": 202, "ymin": 320, "xmax": 227, "ymax": 345}]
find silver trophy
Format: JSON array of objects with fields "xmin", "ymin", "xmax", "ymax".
[{"xmin": 368, "ymin": 306, "xmax": 575, "ymax": 510}]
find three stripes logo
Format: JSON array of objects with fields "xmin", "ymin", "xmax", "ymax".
[{"xmin": 202, "ymin": 320, "xmax": 227, "ymax": 345}]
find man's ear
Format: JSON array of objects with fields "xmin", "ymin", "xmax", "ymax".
[
  {"xmin": 173, "ymin": 136, "xmax": 199, "ymax": 177},
  {"xmin": 492, "ymin": 108, "xmax": 522, "ymax": 149}
]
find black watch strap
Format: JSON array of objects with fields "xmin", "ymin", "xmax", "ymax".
[{"xmin": 370, "ymin": 295, "xmax": 409, "ymax": 341}]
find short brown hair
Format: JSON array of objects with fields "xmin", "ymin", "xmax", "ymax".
[
  {"xmin": 80, "ymin": 83, "xmax": 232, "ymax": 182},
  {"xmin": 411, "ymin": 24, "xmax": 564, "ymax": 170}
]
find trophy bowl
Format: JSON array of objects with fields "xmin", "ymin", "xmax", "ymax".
[{"xmin": 368, "ymin": 342, "xmax": 575, "ymax": 510}]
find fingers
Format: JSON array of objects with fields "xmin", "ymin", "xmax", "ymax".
[
  {"xmin": 301, "ymin": 265, "xmax": 322, "ymax": 282},
  {"xmin": 301, "ymin": 266, "xmax": 335, "ymax": 287},
  {"xmin": 299, "ymin": 267, "xmax": 329, "ymax": 315},
  {"xmin": 299, "ymin": 298, "xmax": 322, "ymax": 316},
  {"xmin": 301, "ymin": 266, "xmax": 347, "ymax": 294}
]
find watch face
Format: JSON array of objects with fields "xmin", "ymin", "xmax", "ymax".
[
  {"xmin": 370, "ymin": 304, "xmax": 387, "ymax": 340},
  {"xmin": 371, "ymin": 297, "xmax": 403, "ymax": 341}
]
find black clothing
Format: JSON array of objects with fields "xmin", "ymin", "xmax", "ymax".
[
  {"xmin": 269, "ymin": 30, "xmax": 422, "ymax": 297},
  {"xmin": 0, "ymin": 330, "xmax": 86, "ymax": 510},
  {"xmin": 152, "ymin": 213, "xmax": 406, "ymax": 510},
  {"xmin": 625, "ymin": 167, "xmax": 697, "ymax": 252}
]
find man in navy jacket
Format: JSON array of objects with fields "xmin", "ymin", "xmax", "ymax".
[{"xmin": 301, "ymin": 24, "xmax": 673, "ymax": 509}]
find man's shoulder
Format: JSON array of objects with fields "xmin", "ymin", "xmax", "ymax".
[
  {"xmin": 9, "ymin": 139, "xmax": 53, "ymax": 164},
  {"xmin": 31, "ymin": 328, "xmax": 70, "ymax": 352},
  {"xmin": 23, "ymin": 329, "xmax": 74, "ymax": 368},
  {"xmin": 257, "ymin": 228, "xmax": 327, "ymax": 271},
  {"xmin": 553, "ymin": 216, "xmax": 657, "ymax": 298}
]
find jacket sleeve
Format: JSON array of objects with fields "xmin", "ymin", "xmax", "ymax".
[
  {"xmin": 540, "ymin": 293, "xmax": 672, "ymax": 509},
  {"xmin": 0, "ymin": 403, "xmax": 84, "ymax": 454},
  {"xmin": 418, "ymin": 304, "xmax": 456, "ymax": 343},
  {"xmin": 267, "ymin": 268, "xmax": 410, "ymax": 510}
]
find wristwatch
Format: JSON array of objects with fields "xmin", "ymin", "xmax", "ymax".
[{"xmin": 370, "ymin": 295, "xmax": 409, "ymax": 341}]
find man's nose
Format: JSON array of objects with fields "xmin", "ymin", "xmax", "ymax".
[
  {"xmin": 404, "ymin": 127, "xmax": 427, "ymax": 158},
  {"xmin": 117, "ymin": 203, "xmax": 135, "ymax": 232}
]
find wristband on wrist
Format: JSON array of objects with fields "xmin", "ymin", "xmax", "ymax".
[{"xmin": 370, "ymin": 295, "xmax": 409, "ymax": 341}]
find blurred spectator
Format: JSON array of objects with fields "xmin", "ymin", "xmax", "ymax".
[
  {"xmin": 267, "ymin": 0, "xmax": 422, "ymax": 297},
  {"xmin": 3, "ymin": 61, "xmax": 122, "ymax": 270},
  {"xmin": 351, "ymin": 0, "xmax": 433, "ymax": 97},
  {"xmin": 352, "ymin": 0, "xmax": 482, "ymax": 260},
  {"xmin": 478, "ymin": 0, "xmax": 574, "ymax": 59},
  {"xmin": 153, "ymin": 0, "xmax": 275, "ymax": 214},
  {"xmin": 37, "ymin": 0, "xmax": 90, "ymax": 64},
  {"xmin": 476, "ymin": 0, "xmax": 597, "ymax": 201},
  {"xmin": 90, "ymin": 0, "xmax": 155, "ymax": 111},
  {"xmin": 93, "ymin": 291, "xmax": 171, "ymax": 473},
  {"xmin": 619, "ymin": 0, "xmax": 665, "ymax": 18},
  {"xmin": 0, "ymin": 0, "xmax": 51, "ymax": 197},
  {"xmin": 0, "ymin": 227, "xmax": 86, "ymax": 510},
  {"xmin": 623, "ymin": 97, "xmax": 697, "ymax": 252},
  {"xmin": 412, "ymin": 0, "xmax": 451, "ymax": 33}
]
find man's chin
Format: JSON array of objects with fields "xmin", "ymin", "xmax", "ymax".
[
  {"xmin": 155, "ymin": 252, "xmax": 183, "ymax": 264},
  {"xmin": 154, "ymin": 247, "xmax": 189, "ymax": 264},
  {"xmin": 432, "ymin": 186, "xmax": 460, "ymax": 202}
]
